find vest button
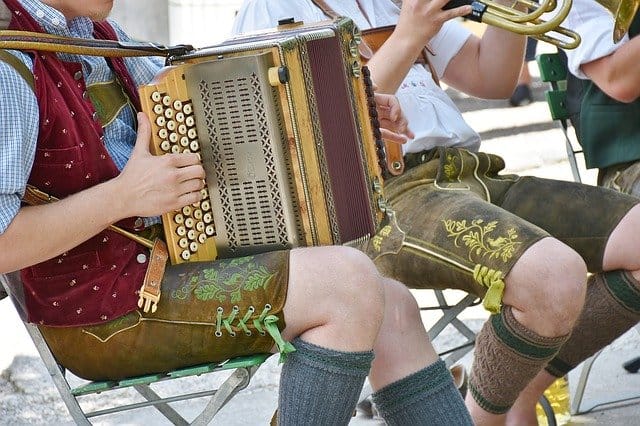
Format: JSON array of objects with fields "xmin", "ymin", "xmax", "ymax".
[
  {"xmin": 74, "ymin": 71, "xmax": 82, "ymax": 80},
  {"xmin": 136, "ymin": 253, "xmax": 147, "ymax": 264}
]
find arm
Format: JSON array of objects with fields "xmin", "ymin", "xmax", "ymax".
[
  {"xmin": 366, "ymin": 0, "xmax": 472, "ymax": 93},
  {"xmin": 0, "ymin": 113, "xmax": 205, "ymax": 273},
  {"xmin": 581, "ymin": 35, "xmax": 640, "ymax": 103},
  {"xmin": 442, "ymin": 24, "xmax": 525, "ymax": 99}
]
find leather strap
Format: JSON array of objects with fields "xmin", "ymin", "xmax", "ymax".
[
  {"xmin": 0, "ymin": 29, "xmax": 192, "ymax": 58},
  {"xmin": 138, "ymin": 238, "xmax": 168, "ymax": 314}
]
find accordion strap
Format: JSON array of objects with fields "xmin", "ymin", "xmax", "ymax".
[{"xmin": 0, "ymin": 30, "xmax": 192, "ymax": 58}]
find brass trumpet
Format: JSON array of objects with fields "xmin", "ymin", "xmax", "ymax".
[
  {"xmin": 444, "ymin": 0, "xmax": 581, "ymax": 49},
  {"xmin": 600, "ymin": 0, "xmax": 640, "ymax": 42}
]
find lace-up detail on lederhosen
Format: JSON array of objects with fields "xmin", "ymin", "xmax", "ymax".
[
  {"xmin": 215, "ymin": 304, "xmax": 295, "ymax": 362},
  {"xmin": 473, "ymin": 265, "xmax": 505, "ymax": 314}
]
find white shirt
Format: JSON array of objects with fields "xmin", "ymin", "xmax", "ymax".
[
  {"xmin": 232, "ymin": 0, "xmax": 481, "ymax": 154},
  {"xmin": 563, "ymin": 0, "xmax": 631, "ymax": 79}
]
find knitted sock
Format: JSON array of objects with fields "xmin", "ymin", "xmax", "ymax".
[
  {"xmin": 470, "ymin": 306, "xmax": 569, "ymax": 414},
  {"xmin": 278, "ymin": 338, "xmax": 374, "ymax": 426},
  {"xmin": 372, "ymin": 359, "xmax": 473, "ymax": 426},
  {"xmin": 547, "ymin": 271, "xmax": 640, "ymax": 377}
]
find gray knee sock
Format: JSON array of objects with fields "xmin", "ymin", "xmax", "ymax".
[
  {"xmin": 278, "ymin": 338, "xmax": 374, "ymax": 426},
  {"xmin": 372, "ymin": 359, "xmax": 473, "ymax": 426}
]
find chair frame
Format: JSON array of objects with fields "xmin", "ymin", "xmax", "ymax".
[
  {"xmin": 1, "ymin": 272, "xmax": 269, "ymax": 425},
  {"xmin": 536, "ymin": 51, "xmax": 583, "ymax": 184}
]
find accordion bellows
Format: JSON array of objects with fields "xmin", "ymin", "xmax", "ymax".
[{"xmin": 139, "ymin": 18, "xmax": 387, "ymax": 264}]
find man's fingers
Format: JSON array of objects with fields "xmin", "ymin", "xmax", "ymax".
[
  {"xmin": 132, "ymin": 112, "xmax": 152, "ymax": 156},
  {"xmin": 381, "ymin": 129, "xmax": 408, "ymax": 145}
]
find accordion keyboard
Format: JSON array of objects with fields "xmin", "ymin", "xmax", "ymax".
[{"xmin": 141, "ymin": 78, "xmax": 218, "ymax": 264}]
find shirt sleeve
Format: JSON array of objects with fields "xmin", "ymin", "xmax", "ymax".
[
  {"xmin": 564, "ymin": 0, "xmax": 629, "ymax": 79},
  {"xmin": 232, "ymin": 0, "xmax": 325, "ymax": 35},
  {"xmin": 0, "ymin": 52, "xmax": 39, "ymax": 234},
  {"xmin": 428, "ymin": 20, "xmax": 473, "ymax": 78}
]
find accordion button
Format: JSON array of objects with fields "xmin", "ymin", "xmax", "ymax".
[
  {"xmin": 73, "ymin": 71, "xmax": 83, "ymax": 81},
  {"xmin": 136, "ymin": 253, "xmax": 147, "ymax": 264}
]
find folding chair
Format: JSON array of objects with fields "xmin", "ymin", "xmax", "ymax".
[
  {"xmin": 1, "ymin": 271, "xmax": 270, "ymax": 425},
  {"xmin": 536, "ymin": 51, "xmax": 583, "ymax": 183}
]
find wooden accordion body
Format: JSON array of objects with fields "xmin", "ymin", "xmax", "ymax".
[{"xmin": 139, "ymin": 18, "xmax": 387, "ymax": 264}]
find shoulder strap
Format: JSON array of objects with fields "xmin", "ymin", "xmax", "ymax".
[
  {"xmin": 0, "ymin": 30, "xmax": 192, "ymax": 58},
  {"xmin": 309, "ymin": 0, "xmax": 339, "ymax": 19},
  {"xmin": 0, "ymin": 49, "xmax": 34, "ymax": 92}
]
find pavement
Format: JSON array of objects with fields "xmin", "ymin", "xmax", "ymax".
[{"xmin": 2, "ymin": 42, "xmax": 640, "ymax": 425}]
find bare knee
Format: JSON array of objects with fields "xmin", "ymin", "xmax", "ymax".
[
  {"xmin": 287, "ymin": 246, "xmax": 385, "ymax": 336},
  {"xmin": 381, "ymin": 278, "xmax": 424, "ymax": 332},
  {"xmin": 506, "ymin": 238, "xmax": 587, "ymax": 336}
]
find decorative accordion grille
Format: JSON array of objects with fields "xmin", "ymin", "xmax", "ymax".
[{"xmin": 198, "ymin": 73, "xmax": 289, "ymax": 253}]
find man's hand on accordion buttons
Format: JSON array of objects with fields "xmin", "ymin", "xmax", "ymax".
[
  {"xmin": 374, "ymin": 92, "xmax": 415, "ymax": 144},
  {"xmin": 114, "ymin": 112, "xmax": 206, "ymax": 218}
]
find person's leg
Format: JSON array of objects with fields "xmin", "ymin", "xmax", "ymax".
[
  {"xmin": 276, "ymin": 246, "xmax": 384, "ymax": 425},
  {"xmin": 497, "ymin": 176, "xmax": 640, "ymax": 425},
  {"xmin": 508, "ymin": 207, "xmax": 640, "ymax": 424},
  {"xmin": 281, "ymin": 247, "xmax": 473, "ymax": 425},
  {"xmin": 366, "ymin": 150, "xmax": 589, "ymax": 425},
  {"xmin": 373, "ymin": 189, "xmax": 585, "ymax": 424},
  {"xmin": 369, "ymin": 278, "xmax": 473, "ymax": 426},
  {"xmin": 465, "ymin": 237, "xmax": 586, "ymax": 425}
]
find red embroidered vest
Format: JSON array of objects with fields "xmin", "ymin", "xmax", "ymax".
[{"xmin": 6, "ymin": 0, "xmax": 149, "ymax": 326}]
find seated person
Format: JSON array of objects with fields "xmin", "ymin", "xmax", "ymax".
[
  {"xmin": 507, "ymin": 0, "xmax": 640, "ymax": 420},
  {"xmin": 233, "ymin": 1, "xmax": 640, "ymax": 424},
  {"xmin": 562, "ymin": 0, "xmax": 640, "ymax": 193},
  {"xmin": 0, "ymin": 0, "xmax": 473, "ymax": 424}
]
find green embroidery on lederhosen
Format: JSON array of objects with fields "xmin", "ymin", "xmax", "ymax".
[
  {"xmin": 442, "ymin": 219, "xmax": 522, "ymax": 263},
  {"xmin": 171, "ymin": 256, "xmax": 277, "ymax": 304}
]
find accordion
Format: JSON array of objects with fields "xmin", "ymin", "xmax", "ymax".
[{"xmin": 139, "ymin": 18, "xmax": 388, "ymax": 264}]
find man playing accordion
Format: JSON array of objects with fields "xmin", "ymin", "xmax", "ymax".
[{"xmin": 0, "ymin": 0, "xmax": 474, "ymax": 424}]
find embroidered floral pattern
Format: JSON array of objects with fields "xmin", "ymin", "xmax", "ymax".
[
  {"xmin": 442, "ymin": 219, "xmax": 521, "ymax": 263},
  {"xmin": 443, "ymin": 152, "xmax": 460, "ymax": 181},
  {"xmin": 171, "ymin": 256, "xmax": 276, "ymax": 304}
]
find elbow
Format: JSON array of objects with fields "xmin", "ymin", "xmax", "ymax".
[{"xmin": 605, "ymin": 82, "xmax": 639, "ymax": 103}]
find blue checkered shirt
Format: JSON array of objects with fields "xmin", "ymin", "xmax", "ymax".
[{"xmin": 0, "ymin": 0, "xmax": 164, "ymax": 233}]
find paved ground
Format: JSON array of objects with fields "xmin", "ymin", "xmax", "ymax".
[{"xmin": 2, "ymin": 42, "xmax": 640, "ymax": 425}]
